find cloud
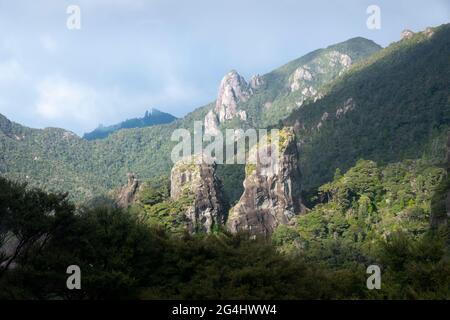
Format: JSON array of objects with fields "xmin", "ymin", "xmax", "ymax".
[
  {"xmin": 32, "ymin": 74, "xmax": 202, "ymax": 134},
  {"xmin": 0, "ymin": 59, "xmax": 29, "ymax": 85},
  {"xmin": 35, "ymin": 76, "xmax": 102, "ymax": 129},
  {"xmin": 77, "ymin": 0, "xmax": 146, "ymax": 9}
]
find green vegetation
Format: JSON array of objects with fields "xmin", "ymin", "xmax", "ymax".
[
  {"xmin": 1, "ymin": 26, "xmax": 449, "ymax": 207},
  {"xmin": 274, "ymin": 158, "xmax": 446, "ymax": 253},
  {"xmin": 136, "ymin": 186, "xmax": 194, "ymax": 235},
  {"xmin": 138, "ymin": 175, "xmax": 170, "ymax": 206},
  {"xmin": 240, "ymin": 37, "xmax": 381, "ymax": 128},
  {"xmin": 1, "ymin": 175, "xmax": 449, "ymax": 299},
  {"xmin": 0, "ymin": 37, "xmax": 381, "ymax": 204},
  {"xmin": 285, "ymin": 24, "xmax": 450, "ymax": 192},
  {"xmin": 0, "ymin": 103, "xmax": 213, "ymax": 202},
  {"xmin": 1, "ymin": 24, "xmax": 450, "ymax": 300},
  {"xmin": 272, "ymin": 158, "xmax": 450, "ymax": 298}
]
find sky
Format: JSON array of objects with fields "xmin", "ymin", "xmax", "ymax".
[{"xmin": 0, "ymin": 0, "xmax": 448, "ymax": 135}]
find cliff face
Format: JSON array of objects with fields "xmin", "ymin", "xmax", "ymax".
[
  {"xmin": 227, "ymin": 127, "xmax": 305, "ymax": 237},
  {"xmin": 170, "ymin": 156, "xmax": 226, "ymax": 233}
]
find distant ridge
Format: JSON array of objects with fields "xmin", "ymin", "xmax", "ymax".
[{"xmin": 83, "ymin": 108, "xmax": 177, "ymax": 140}]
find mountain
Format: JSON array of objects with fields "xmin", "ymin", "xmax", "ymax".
[
  {"xmin": 204, "ymin": 37, "xmax": 381, "ymax": 134},
  {"xmin": 0, "ymin": 36, "xmax": 382, "ymax": 202},
  {"xmin": 132, "ymin": 24, "xmax": 450, "ymax": 238},
  {"xmin": 3, "ymin": 24, "xmax": 449, "ymax": 205},
  {"xmin": 227, "ymin": 127, "xmax": 305, "ymax": 237},
  {"xmin": 284, "ymin": 24, "xmax": 450, "ymax": 192},
  {"xmin": 2, "ymin": 24, "xmax": 450, "ymax": 299},
  {"xmin": 83, "ymin": 108, "xmax": 177, "ymax": 140}
]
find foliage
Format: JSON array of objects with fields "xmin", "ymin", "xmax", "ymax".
[
  {"xmin": 240, "ymin": 37, "xmax": 381, "ymax": 128},
  {"xmin": 274, "ymin": 159, "xmax": 446, "ymax": 256},
  {"xmin": 138, "ymin": 175, "xmax": 170, "ymax": 206},
  {"xmin": 0, "ymin": 177, "xmax": 75, "ymax": 278},
  {"xmin": 272, "ymin": 158, "xmax": 450, "ymax": 298},
  {"xmin": 1, "ymin": 25, "xmax": 450, "ymax": 300},
  {"xmin": 285, "ymin": 24, "xmax": 450, "ymax": 192},
  {"xmin": 0, "ymin": 37, "xmax": 382, "ymax": 204},
  {"xmin": 1, "ymin": 176, "xmax": 449, "ymax": 299}
]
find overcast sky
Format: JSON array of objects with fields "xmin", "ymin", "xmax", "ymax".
[{"xmin": 0, "ymin": 0, "xmax": 448, "ymax": 135}]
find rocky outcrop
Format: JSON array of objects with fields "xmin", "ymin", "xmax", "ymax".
[
  {"xmin": 249, "ymin": 74, "xmax": 264, "ymax": 89},
  {"xmin": 170, "ymin": 155, "xmax": 225, "ymax": 233},
  {"xmin": 327, "ymin": 50, "xmax": 352, "ymax": 69},
  {"xmin": 335, "ymin": 98, "xmax": 355, "ymax": 118},
  {"xmin": 290, "ymin": 67, "xmax": 313, "ymax": 92},
  {"xmin": 401, "ymin": 29, "xmax": 415, "ymax": 40},
  {"xmin": 315, "ymin": 98, "xmax": 355, "ymax": 131},
  {"xmin": 289, "ymin": 50, "xmax": 352, "ymax": 108},
  {"xmin": 116, "ymin": 173, "xmax": 140, "ymax": 207},
  {"xmin": 204, "ymin": 70, "xmax": 251, "ymax": 135},
  {"xmin": 215, "ymin": 70, "xmax": 251, "ymax": 123},
  {"xmin": 227, "ymin": 127, "xmax": 305, "ymax": 237}
]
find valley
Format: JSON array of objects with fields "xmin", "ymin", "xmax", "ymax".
[{"xmin": 1, "ymin": 23, "xmax": 450, "ymax": 300}]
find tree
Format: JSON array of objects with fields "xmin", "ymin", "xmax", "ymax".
[{"xmin": 0, "ymin": 177, "xmax": 74, "ymax": 278}]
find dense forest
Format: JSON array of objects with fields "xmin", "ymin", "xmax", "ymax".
[{"xmin": 1, "ymin": 159, "xmax": 449, "ymax": 299}]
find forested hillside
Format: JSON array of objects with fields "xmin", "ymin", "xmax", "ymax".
[
  {"xmin": 1, "ymin": 175, "xmax": 449, "ymax": 299},
  {"xmin": 0, "ymin": 37, "xmax": 381, "ymax": 202},
  {"xmin": 285, "ymin": 24, "xmax": 450, "ymax": 192}
]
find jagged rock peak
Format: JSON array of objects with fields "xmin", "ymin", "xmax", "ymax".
[
  {"xmin": 116, "ymin": 173, "xmax": 140, "ymax": 207},
  {"xmin": 290, "ymin": 66, "xmax": 313, "ymax": 92},
  {"xmin": 288, "ymin": 50, "xmax": 352, "ymax": 110},
  {"xmin": 226, "ymin": 127, "xmax": 306, "ymax": 238},
  {"xmin": 170, "ymin": 155, "xmax": 226, "ymax": 233},
  {"xmin": 214, "ymin": 70, "xmax": 251, "ymax": 123}
]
